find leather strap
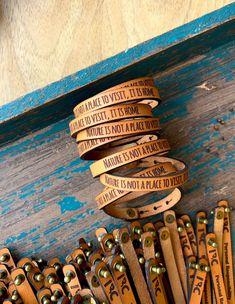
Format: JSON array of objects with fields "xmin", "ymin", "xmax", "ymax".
[
  {"xmin": 180, "ymin": 214, "xmax": 197, "ymax": 256},
  {"xmin": 213, "ymin": 206, "xmax": 224, "ymax": 265},
  {"xmin": 90, "ymin": 138, "xmax": 170, "ymax": 177},
  {"xmin": 107, "ymin": 255, "xmax": 137, "ymax": 304},
  {"xmin": 100, "ymin": 158, "xmax": 188, "ymax": 191},
  {"xmin": 196, "ymin": 211, "xmax": 212, "ymax": 304},
  {"xmin": 0, "ymin": 264, "xmax": 11, "ymax": 285},
  {"xmin": 0, "ymin": 248, "xmax": 16, "ymax": 271},
  {"xmin": 11, "ymin": 268, "xmax": 38, "ymax": 304},
  {"xmin": 141, "ymin": 232, "xmax": 155, "ymax": 260},
  {"xmin": 62, "ymin": 264, "xmax": 81, "ymax": 297},
  {"xmin": 158, "ymin": 226, "xmax": 186, "ymax": 304},
  {"xmin": 76, "ymin": 118, "xmax": 161, "ymax": 141},
  {"xmin": 186, "ymin": 255, "xmax": 197, "ymax": 297},
  {"xmin": 177, "ymin": 218, "xmax": 194, "ymax": 257},
  {"xmin": 96, "ymin": 161, "xmax": 176, "ymax": 209},
  {"xmin": 145, "ymin": 258, "xmax": 168, "ymax": 304},
  {"xmin": 163, "ymin": 210, "xmax": 188, "ymax": 299},
  {"xmin": 206, "ymin": 233, "xmax": 227, "ymax": 304},
  {"xmin": 93, "ymin": 260, "xmax": 123, "ymax": 304},
  {"xmin": 117, "ymin": 228, "xmax": 152, "ymax": 304},
  {"xmin": 36, "ymin": 288, "xmax": 52, "ymax": 303},
  {"xmin": 73, "ymin": 85, "xmax": 160, "ymax": 116},
  {"xmin": 70, "ymin": 103, "xmax": 153, "ymax": 137},
  {"xmin": 85, "ymin": 271, "xmax": 109, "ymax": 303},
  {"xmin": 189, "ymin": 258, "xmax": 208, "ymax": 304},
  {"xmin": 218, "ymin": 200, "xmax": 235, "ymax": 304}
]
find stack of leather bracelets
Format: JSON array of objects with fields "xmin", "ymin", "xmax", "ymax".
[
  {"xmin": 0, "ymin": 201, "xmax": 233, "ymax": 303},
  {"xmin": 69, "ymin": 77, "xmax": 188, "ymax": 219}
]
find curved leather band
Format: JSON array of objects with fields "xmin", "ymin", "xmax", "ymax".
[
  {"xmin": 99, "ymin": 157, "xmax": 188, "ymax": 191},
  {"xmin": 69, "ymin": 77, "xmax": 188, "ymax": 220},
  {"xmin": 76, "ymin": 118, "xmax": 161, "ymax": 142},
  {"xmin": 90, "ymin": 139, "xmax": 170, "ymax": 177},
  {"xmin": 70, "ymin": 103, "xmax": 153, "ymax": 137},
  {"xmin": 74, "ymin": 85, "xmax": 161, "ymax": 117}
]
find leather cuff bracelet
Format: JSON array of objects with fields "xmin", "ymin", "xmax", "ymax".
[{"xmin": 69, "ymin": 77, "xmax": 188, "ymax": 220}]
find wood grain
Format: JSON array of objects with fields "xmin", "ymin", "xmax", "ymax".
[
  {"xmin": 0, "ymin": 0, "xmax": 233, "ymax": 106},
  {"xmin": 0, "ymin": 38, "xmax": 234, "ymax": 261}
]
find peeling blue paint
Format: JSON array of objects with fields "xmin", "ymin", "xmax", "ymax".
[{"xmin": 57, "ymin": 196, "xmax": 85, "ymax": 214}]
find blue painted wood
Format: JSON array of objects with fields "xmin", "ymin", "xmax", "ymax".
[
  {"xmin": 0, "ymin": 37, "xmax": 234, "ymax": 262},
  {"xmin": 0, "ymin": 3, "xmax": 235, "ymax": 145}
]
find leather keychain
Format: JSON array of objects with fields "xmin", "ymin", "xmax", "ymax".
[
  {"xmin": 180, "ymin": 214, "xmax": 197, "ymax": 256},
  {"xmin": 27, "ymin": 267, "xmax": 45, "ymax": 291},
  {"xmin": 205, "ymin": 233, "xmax": 227, "ymax": 304},
  {"xmin": 189, "ymin": 258, "xmax": 210, "ymax": 304},
  {"xmin": 145, "ymin": 258, "xmax": 168, "ymax": 304},
  {"xmin": 0, "ymin": 264, "xmax": 11, "ymax": 285},
  {"xmin": 107, "ymin": 255, "xmax": 137, "ymax": 304},
  {"xmin": 36, "ymin": 288, "xmax": 52, "ymax": 304},
  {"xmin": 11, "ymin": 268, "xmax": 38, "ymax": 304},
  {"xmin": 213, "ymin": 206, "xmax": 224, "ymax": 265},
  {"xmin": 153, "ymin": 221, "xmax": 175, "ymax": 304},
  {"xmin": 158, "ymin": 226, "xmax": 186, "ymax": 304},
  {"xmin": 217, "ymin": 200, "xmax": 235, "ymax": 304},
  {"xmin": 141, "ymin": 232, "xmax": 155, "ymax": 260},
  {"xmin": 71, "ymin": 249, "xmax": 87, "ymax": 267},
  {"xmin": 75, "ymin": 288, "xmax": 97, "ymax": 303},
  {"xmin": 50, "ymin": 283, "xmax": 66, "ymax": 302},
  {"xmin": 196, "ymin": 211, "xmax": 212, "ymax": 304},
  {"xmin": 43, "ymin": 266, "xmax": 59, "ymax": 288},
  {"xmin": 63, "ymin": 264, "xmax": 81, "ymax": 297},
  {"xmin": 93, "ymin": 260, "xmax": 123, "ymax": 304},
  {"xmin": 7, "ymin": 283, "xmax": 22, "ymax": 304},
  {"xmin": 186, "ymin": 255, "xmax": 197, "ymax": 298},
  {"xmin": 177, "ymin": 218, "xmax": 194, "ymax": 257},
  {"xmin": 163, "ymin": 210, "xmax": 187, "ymax": 299},
  {"xmin": 97, "ymin": 232, "xmax": 115, "ymax": 253},
  {"xmin": 129, "ymin": 221, "xmax": 143, "ymax": 247},
  {"xmin": 17, "ymin": 257, "xmax": 35, "ymax": 274},
  {"xmin": 0, "ymin": 248, "xmax": 16, "ymax": 271},
  {"xmin": 85, "ymin": 270, "xmax": 109, "ymax": 303},
  {"xmin": 117, "ymin": 228, "xmax": 152, "ymax": 304}
]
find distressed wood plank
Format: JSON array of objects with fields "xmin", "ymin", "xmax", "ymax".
[{"xmin": 0, "ymin": 0, "xmax": 233, "ymax": 106}]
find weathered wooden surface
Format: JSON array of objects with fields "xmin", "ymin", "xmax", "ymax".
[
  {"xmin": 1, "ymin": 0, "xmax": 233, "ymax": 106},
  {"xmin": 0, "ymin": 40, "xmax": 234, "ymax": 261}
]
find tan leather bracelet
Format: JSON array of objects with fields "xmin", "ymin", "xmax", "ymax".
[
  {"xmin": 103, "ymin": 188, "xmax": 182, "ymax": 220},
  {"xmin": 77, "ymin": 134, "xmax": 157, "ymax": 159},
  {"xmin": 76, "ymin": 117, "xmax": 161, "ymax": 142},
  {"xmin": 70, "ymin": 103, "xmax": 153, "ymax": 137},
  {"xmin": 90, "ymin": 138, "xmax": 170, "ymax": 177},
  {"xmin": 74, "ymin": 85, "xmax": 161, "ymax": 117},
  {"xmin": 99, "ymin": 157, "xmax": 188, "ymax": 191},
  {"xmin": 69, "ymin": 77, "xmax": 188, "ymax": 219},
  {"xmin": 96, "ymin": 162, "xmax": 176, "ymax": 209}
]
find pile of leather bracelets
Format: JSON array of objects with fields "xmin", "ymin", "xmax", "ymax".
[
  {"xmin": 69, "ymin": 77, "xmax": 188, "ymax": 220},
  {"xmin": 0, "ymin": 201, "xmax": 233, "ymax": 303}
]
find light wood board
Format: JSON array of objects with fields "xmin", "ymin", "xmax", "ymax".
[{"xmin": 0, "ymin": 0, "xmax": 233, "ymax": 106}]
